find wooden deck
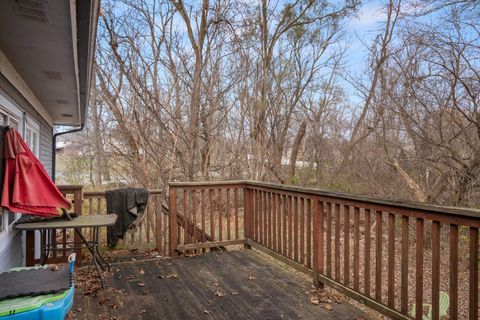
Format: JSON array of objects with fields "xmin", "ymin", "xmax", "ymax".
[{"xmin": 72, "ymin": 250, "xmax": 365, "ymax": 319}]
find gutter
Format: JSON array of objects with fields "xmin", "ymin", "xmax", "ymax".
[{"xmin": 52, "ymin": 125, "xmax": 84, "ymax": 182}]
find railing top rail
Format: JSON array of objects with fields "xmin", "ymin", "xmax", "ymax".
[
  {"xmin": 170, "ymin": 180, "xmax": 480, "ymax": 219},
  {"xmin": 83, "ymin": 189, "xmax": 163, "ymax": 198},
  {"xmin": 169, "ymin": 181, "xmax": 247, "ymax": 188}
]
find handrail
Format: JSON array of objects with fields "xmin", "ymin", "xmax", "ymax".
[
  {"xmin": 84, "ymin": 189, "xmax": 163, "ymax": 198},
  {"xmin": 170, "ymin": 180, "xmax": 480, "ymax": 219}
]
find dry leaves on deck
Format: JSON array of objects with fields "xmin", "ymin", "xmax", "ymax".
[{"xmin": 310, "ymin": 289, "xmax": 343, "ymax": 310}]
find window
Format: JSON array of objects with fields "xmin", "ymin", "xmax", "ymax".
[
  {"xmin": 0, "ymin": 91, "xmax": 40, "ymax": 237},
  {"xmin": 25, "ymin": 118, "xmax": 40, "ymax": 158}
]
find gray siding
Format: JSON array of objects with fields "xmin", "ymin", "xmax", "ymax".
[{"xmin": 40, "ymin": 124, "xmax": 53, "ymax": 177}]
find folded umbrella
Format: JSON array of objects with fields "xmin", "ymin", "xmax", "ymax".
[{"xmin": 1, "ymin": 128, "xmax": 71, "ymax": 217}]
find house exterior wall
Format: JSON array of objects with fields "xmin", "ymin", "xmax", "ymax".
[{"xmin": 0, "ymin": 74, "xmax": 54, "ymax": 272}]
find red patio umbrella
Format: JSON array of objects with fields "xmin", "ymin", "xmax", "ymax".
[{"xmin": 1, "ymin": 128, "xmax": 71, "ymax": 217}]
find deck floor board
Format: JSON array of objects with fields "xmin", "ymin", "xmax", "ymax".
[{"xmin": 72, "ymin": 250, "xmax": 364, "ymax": 319}]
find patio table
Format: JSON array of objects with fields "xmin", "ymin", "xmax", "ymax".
[{"xmin": 14, "ymin": 214, "xmax": 117, "ymax": 287}]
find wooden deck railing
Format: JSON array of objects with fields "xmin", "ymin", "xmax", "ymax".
[
  {"xmin": 28, "ymin": 187, "xmax": 168, "ymax": 266},
  {"xmin": 83, "ymin": 189, "xmax": 165, "ymax": 252},
  {"xmin": 168, "ymin": 181, "xmax": 480, "ymax": 320},
  {"xmin": 168, "ymin": 181, "xmax": 245, "ymax": 255}
]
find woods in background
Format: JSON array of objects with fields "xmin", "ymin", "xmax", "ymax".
[{"xmin": 57, "ymin": 0, "xmax": 480, "ymax": 208}]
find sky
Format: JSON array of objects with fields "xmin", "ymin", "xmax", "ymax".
[{"xmin": 342, "ymin": 0, "xmax": 389, "ymax": 104}]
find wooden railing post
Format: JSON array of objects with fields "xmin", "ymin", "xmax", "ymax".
[
  {"xmin": 243, "ymin": 187, "xmax": 252, "ymax": 248},
  {"xmin": 168, "ymin": 186, "xmax": 178, "ymax": 256}
]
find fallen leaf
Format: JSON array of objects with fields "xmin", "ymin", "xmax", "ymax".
[
  {"xmin": 204, "ymin": 310, "xmax": 210, "ymax": 314},
  {"xmin": 248, "ymin": 275, "xmax": 255, "ymax": 280},
  {"xmin": 137, "ymin": 282, "xmax": 145, "ymax": 287},
  {"xmin": 214, "ymin": 290, "xmax": 224, "ymax": 297},
  {"xmin": 232, "ymin": 291, "xmax": 239, "ymax": 296},
  {"xmin": 166, "ymin": 274, "xmax": 177, "ymax": 279},
  {"xmin": 323, "ymin": 304, "xmax": 333, "ymax": 311}
]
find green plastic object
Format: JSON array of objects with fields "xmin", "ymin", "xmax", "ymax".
[
  {"xmin": 0, "ymin": 289, "xmax": 69, "ymax": 317},
  {"xmin": 410, "ymin": 291, "xmax": 450, "ymax": 319}
]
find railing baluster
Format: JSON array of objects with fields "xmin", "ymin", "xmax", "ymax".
[
  {"xmin": 334, "ymin": 203, "xmax": 340, "ymax": 281},
  {"xmin": 201, "ymin": 190, "xmax": 206, "ymax": 243},
  {"xmin": 364, "ymin": 208, "xmax": 371, "ymax": 297},
  {"xmin": 168, "ymin": 187, "xmax": 178, "ymax": 256},
  {"xmin": 260, "ymin": 190, "xmax": 264, "ymax": 245},
  {"xmin": 469, "ymin": 227, "xmax": 478, "ymax": 320},
  {"xmin": 267, "ymin": 192, "xmax": 272, "ymax": 248},
  {"xmin": 353, "ymin": 207, "xmax": 360, "ymax": 291},
  {"xmin": 450, "ymin": 224, "xmax": 458, "ymax": 320},
  {"xmin": 415, "ymin": 218, "xmax": 424, "ymax": 320},
  {"xmin": 306, "ymin": 198, "xmax": 312, "ymax": 269},
  {"xmin": 256, "ymin": 189, "xmax": 260, "ymax": 242},
  {"xmin": 294, "ymin": 196, "xmax": 299, "ymax": 262},
  {"xmin": 218, "ymin": 188, "xmax": 223, "ymax": 242},
  {"xmin": 272, "ymin": 192, "xmax": 277, "ymax": 251},
  {"xmin": 318, "ymin": 200, "xmax": 324, "ymax": 276},
  {"xmin": 192, "ymin": 190, "xmax": 197, "ymax": 245},
  {"xmin": 243, "ymin": 188, "xmax": 252, "ymax": 242},
  {"xmin": 88, "ymin": 198, "xmax": 93, "ymax": 241},
  {"xmin": 432, "ymin": 221, "xmax": 441, "ymax": 320},
  {"xmin": 146, "ymin": 199, "xmax": 151, "ymax": 244},
  {"xmin": 288, "ymin": 195, "xmax": 293, "ymax": 259},
  {"xmin": 387, "ymin": 213, "xmax": 395, "ymax": 308},
  {"xmin": 312, "ymin": 198, "xmax": 320, "ymax": 287},
  {"xmin": 209, "ymin": 189, "xmax": 215, "ymax": 241},
  {"xmin": 183, "ymin": 190, "xmax": 188, "ymax": 245},
  {"xmin": 326, "ymin": 202, "xmax": 332, "ymax": 278},
  {"xmin": 401, "ymin": 215, "xmax": 409, "ymax": 314},
  {"xmin": 300, "ymin": 197, "xmax": 305, "ymax": 266},
  {"xmin": 375, "ymin": 210, "xmax": 383, "ymax": 302},
  {"xmin": 279, "ymin": 193, "xmax": 283, "ymax": 253},
  {"xmin": 156, "ymin": 193, "xmax": 162, "ymax": 253},
  {"xmin": 234, "ymin": 188, "xmax": 239, "ymax": 240},
  {"xmin": 344, "ymin": 205, "xmax": 350, "ymax": 286},
  {"xmin": 282, "ymin": 194, "xmax": 287, "ymax": 256},
  {"xmin": 226, "ymin": 188, "xmax": 231, "ymax": 241}
]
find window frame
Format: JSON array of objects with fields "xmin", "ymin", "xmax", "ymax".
[{"xmin": 0, "ymin": 90, "xmax": 40, "ymax": 239}]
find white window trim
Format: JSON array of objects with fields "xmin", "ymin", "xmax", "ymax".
[
  {"xmin": 25, "ymin": 117, "xmax": 40, "ymax": 158},
  {"xmin": 0, "ymin": 91, "xmax": 26, "ymax": 242}
]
